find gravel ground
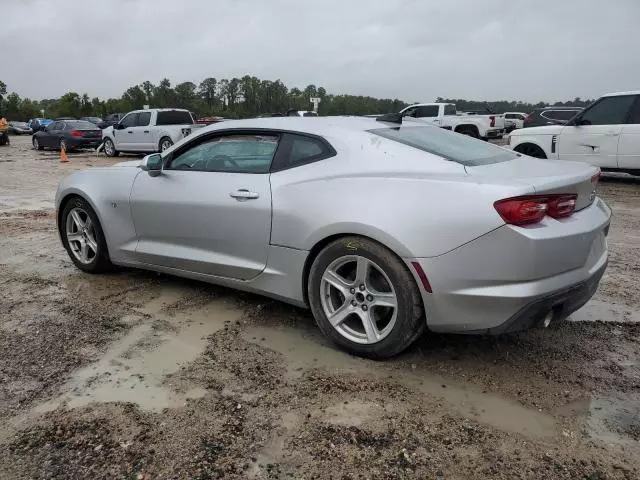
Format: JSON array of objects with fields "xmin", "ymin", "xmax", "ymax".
[{"xmin": 0, "ymin": 135, "xmax": 639, "ymax": 479}]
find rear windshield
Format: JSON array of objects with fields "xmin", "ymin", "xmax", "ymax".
[
  {"xmin": 156, "ymin": 110, "xmax": 194, "ymax": 125},
  {"xmin": 65, "ymin": 120, "xmax": 98, "ymax": 129},
  {"xmin": 369, "ymin": 126, "xmax": 518, "ymax": 166}
]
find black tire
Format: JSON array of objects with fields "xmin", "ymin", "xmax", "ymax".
[
  {"xmin": 32, "ymin": 136, "xmax": 44, "ymax": 150},
  {"xmin": 103, "ymin": 138, "xmax": 120, "ymax": 157},
  {"xmin": 60, "ymin": 197, "xmax": 113, "ymax": 273},
  {"xmin": 159, "ymin": 136, "xmax": 173, "ymax": 152},
  {"xmin": 308, "ymin": 236, "xmax": 425, "ymax": 359},
  {"xmin": 514, "ymin": 143, "xmax": 547, "ymax": 159},
  {"xmin": 456, "ymin": 126, "xmax": 479, "ymax": 138}
]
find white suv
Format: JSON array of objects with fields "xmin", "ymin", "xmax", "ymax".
[{"xmin": 507, "ymin": 91, "xmax": 640, "ymax": 175}]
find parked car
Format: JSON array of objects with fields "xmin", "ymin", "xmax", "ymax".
[
  {"xmin": 28, "ymin": 118, "xmax": 53, "ymax": 131},
  {"xmin": 287, "ymin": 110, "xmax": 318, "ymax": 117},
  {"xmin": 8, "ymin": 121, "xmax": 32, "ymax": 135},
  {"xmin": 55, "ymin": 116, "xmax": 610, "ymax": 358},
  {"xmin": 98, "ymin": 113, "xmax": 124, "ymax": 129},
  {"xmin": 522, "ymin": 107, "xmax": 583, "ymax": 128},
  {"xmin": 80, "ymin": 116, "xmax": 104, "ymax": 126},
  {"xmin": 32, "ymin": 120, "xmax": 102, "ymax": 152},
  {"xmin": 399, "ymin": 103, "xmax": 505, "ymax": 140},
  {"xmin": 504, "ymin": 112, "xmax": 527, "ymax": 132},
  {"xmin": 101, "ymin": 108, "xmax": 199, "ymax": 156},
  {"xmin": 508, "ymin": 91, "xmax": 640, "ymax": 175}
]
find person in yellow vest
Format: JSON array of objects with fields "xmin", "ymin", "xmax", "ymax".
[{"xmin": 0, "ymin": 117, "xmax": 10, "ymax": 146}]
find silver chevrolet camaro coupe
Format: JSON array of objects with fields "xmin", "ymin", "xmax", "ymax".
[{"xmin": 55, "ymin": 116, "xmax": 611, "ymax": 358}]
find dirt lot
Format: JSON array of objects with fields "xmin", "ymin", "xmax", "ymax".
[{"xmin": 0, "ymin": 134, "xmax": 639, "ymax": 479}]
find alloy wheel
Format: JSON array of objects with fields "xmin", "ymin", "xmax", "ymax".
[
  {"xmin": 65, "ymin": 207, "xmax": 98, "ymax": 264},
  {"xmin": 104, "ymin": 140, "xmax": 114, "ymax": 156},
  {"xmin": 320, "ymin": 255, "xmax": 398, "ymax": 344}
]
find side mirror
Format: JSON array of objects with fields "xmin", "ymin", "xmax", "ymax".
[
  {"xmin": 114, "ymin": 123, "xmax": 124, "ymax": 130},
  {"xmin": 139, "ymin": 153, "xmax": 163, "ymax": 177}
]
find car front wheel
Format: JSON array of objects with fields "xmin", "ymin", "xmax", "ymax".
[
  {"xmin": 60, "ymin": 197, "xmax": 113, "ymax": 273},
  {"xmin": 33, "ymin": 136, "xmax": 44, "ymax": 150},
  {"xmin": 308, "ymin": 237, "xmax": 425, "ymax": 358},
  {"xmin": 103, "ymin": 138, "xmax": 119, "ymax": 157}
]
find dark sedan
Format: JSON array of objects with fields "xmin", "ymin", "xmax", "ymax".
[
  {"xmin": 523, "ymin": 107, "xmax": 583, "ymax": 128},
  {"xmin": 32, "ymin": 120, "xmax": 102, "ymax": 152},
  {"xmin": 8, "ymin": 121, "xmax": 33, "ymax": 135}
]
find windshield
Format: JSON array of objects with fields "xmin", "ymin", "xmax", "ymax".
[{"xmin": 369, "ymin": 126, "xmax": 518, "ymax": 166}]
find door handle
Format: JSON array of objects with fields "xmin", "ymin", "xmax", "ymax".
[
  {"xmin": 229, "ymin": 189, "xmax": 260, "ymax": 200},
  {"xmin": 127, "ymin": 130, "xmax": 133, "ymax": 134},
  {"xmin": 144, "ymin": 130, "xmax": 150, "ymax": 133},
  {"xmin": 605, "ymin": 132, "xmax": 619, "ymax": 137}
]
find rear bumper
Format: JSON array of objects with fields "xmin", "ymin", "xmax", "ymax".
[
  {"xmin": 484, "ymin": 129, "xmax": 505, "ymax": 138},
  {"xmin": 475, "ymin": 259, "xmax": 607, "ymax": 334},
  {"xmin": 67, "ymin": 138, "xmax": 102, "ymax": 149},
  {"xmin": 408, "ymin": 197, "xmax": 611, "ymax": 334}
]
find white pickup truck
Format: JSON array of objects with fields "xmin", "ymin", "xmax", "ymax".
[
  {"xmin": 102, "ymin": 108, "xmax": 199, "ymax": 157},
  {"xmin": 399, "ymin": 103, "xmax": 505, "ymax": 140}
]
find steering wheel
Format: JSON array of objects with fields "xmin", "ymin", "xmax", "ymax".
[{"xmin": 204, "ymin": 154, "xmax": 239, "ymax": 171}]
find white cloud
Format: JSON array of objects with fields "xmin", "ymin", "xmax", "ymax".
[{"xmin": 2, "ymin": 0, "xmax": 639, "ymax": 102}]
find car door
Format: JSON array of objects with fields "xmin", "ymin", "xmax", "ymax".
[
  {"xmin": 556, "ymin": 95, "xmax": 636, "ymax": 168},
  {"xmin": 130, "ymin": 111, "xmax": 153, "ymax": 151},
  {"xmin": 112, "ymin": 113, "xmax": 138, "ymax": 150},
  {"xmin": 616, "ymin": 95, "xmax": 640, "ymax": 171},
  {"xmin": 42, "ymin": 122, "xmax": 63, "ymax": 147},
  {"xmin": 129, "ymin": 130, "xmax": 279, "ymax": 280}
]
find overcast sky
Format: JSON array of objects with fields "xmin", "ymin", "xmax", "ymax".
[{"xmin": 2, "ymin": 0, "xmax": 639, "ymax": 103}]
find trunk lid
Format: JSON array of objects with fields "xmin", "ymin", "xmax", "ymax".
[{"xmin": 465, "ymin": 157, "xmax": 599, "ymax": 211}]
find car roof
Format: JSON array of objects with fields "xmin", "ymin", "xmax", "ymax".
[
  {"xmin": 535, "ymin": 106, "xmax": 583, "ymax": 111},
  {"xmin": 602, "ymin": 90, "xmax": 640, "ymax": 97},
  {"xmin": 196, "ymin": 116, "xmax": 420, "ymax": 138}
]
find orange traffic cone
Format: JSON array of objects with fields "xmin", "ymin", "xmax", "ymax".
[{"xmin": 60, "ymin": 145, "xmax": 69, "ymax": 163}]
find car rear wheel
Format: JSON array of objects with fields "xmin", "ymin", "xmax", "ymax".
[
  {"xmin": 308, "ymin": 237, "xmax": 425, "ymax": 358},
  {"xmin": 159, "ymin": 137, "xmax": 173, "ymax": 152},
  {"xmin": 103, "ymin": 138, "xmax": 119, "ymax": 157},
  {"xmin": 32, "ymin": 136, "xmax": 43, "ymax": 150},
  {"xmin": 60, "ymin": 197, "xmax": 113, "ymax": 273},
  {"xmin": 456, "ymin": 126, "xmax": 479, "ymax": 138}
]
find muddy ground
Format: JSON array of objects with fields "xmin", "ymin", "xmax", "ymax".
[{"xmin": 0, "ymin": 134, "xmax": 639, "ymax": 479}]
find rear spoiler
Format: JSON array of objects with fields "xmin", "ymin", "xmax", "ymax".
[{"xmin": 376, "ymin": 113, "xmax": 403, "ymax": 124}]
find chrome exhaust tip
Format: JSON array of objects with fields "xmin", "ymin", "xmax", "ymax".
[{"xmin": 542, "ymin": 311, "xmax": 553, "ymax": 328}]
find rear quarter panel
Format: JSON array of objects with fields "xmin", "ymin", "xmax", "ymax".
[
  {"xmin": 270, "ymin": 134, "xmax": 530, "ymax": 258},
  {"xmin": 56, "ymin": 167, "xmax": 140, "ymax": 263}
]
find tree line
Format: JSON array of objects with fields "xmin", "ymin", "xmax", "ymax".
[
  {"xmin": 0, "ymin": 76, "xmax": 596, "ymax": 121},
  {"xmin": 0, "ymin": 77, "xmax": 408, "ymax": 121}
]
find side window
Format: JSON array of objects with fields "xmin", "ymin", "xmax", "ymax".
[
  {"xmin": 402, "ymin": 107, "xmax": 417, "ymax": 118},
  {"xmin": 505, "ymin": 114, "xmax": 515, "ymax": 119},
  {"xmin": 168, "ymin": 134, "xmax": 279, "ymax": 173},
  {"xmin": 136, "ymin": 112, "xmax": 151, "ymax": 127},
  {"xmin": 51, "ymin": 122, "xmax": 63, "ymax": 131},
  {"xmin": 120, "ymin": 113, "xmax": 137, "ymax": 128},
  {"xmin": 578, "ymin": 96, "xmax": 636, "ymax": 126},
  {"xmin": 415, "ymin": 105, "xmax": 439, "ymax": 118},
  {"xmin": 443, "ymin": 104, "xmax": 457, "ymax": 116},
  {"xmin": 271, "ymin": 133, "xmax": 336, "ymax": 171},
  {"xmin": 624, "ymin": 97, "xmax": 640, "ymax": 124}
]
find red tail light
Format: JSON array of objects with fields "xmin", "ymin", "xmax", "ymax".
[
  {"xmin": 494, "ymin": 194, "xmax": 577, "ymax": 225},
  {"xmin": 71, "ymin": 130, "xmax": 83, "ymax": 137},
  {"xmin": 489, "ymin": 115, "xmax": 496, "ymax": 127}
]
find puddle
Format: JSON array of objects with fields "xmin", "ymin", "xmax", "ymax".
[
  {"xmin": 247, "ymin": 411, "xmax": 301, "ymax": 479},
  {"xmin": 36, "ymin": 288, "xmax": 243, "ymax": 412},
  {"xmin": 570, "ymin": 300, "xmax": 640, "ymax": 323},
  {"xmin": 585, "ymin": 394, "xmax": 640, "ymax": 449},
  {"xmin": 244, "ymin": 324, "xmax": 557, "ymax": 438}
]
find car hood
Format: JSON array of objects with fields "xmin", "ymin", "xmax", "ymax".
[
  {"xmin": 511, "ymin": 125, "xmax": 564, "ymax": 136},
  {"xmin": 112, "ymin": 160, "xmax": 142, "ymax": 168}
]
